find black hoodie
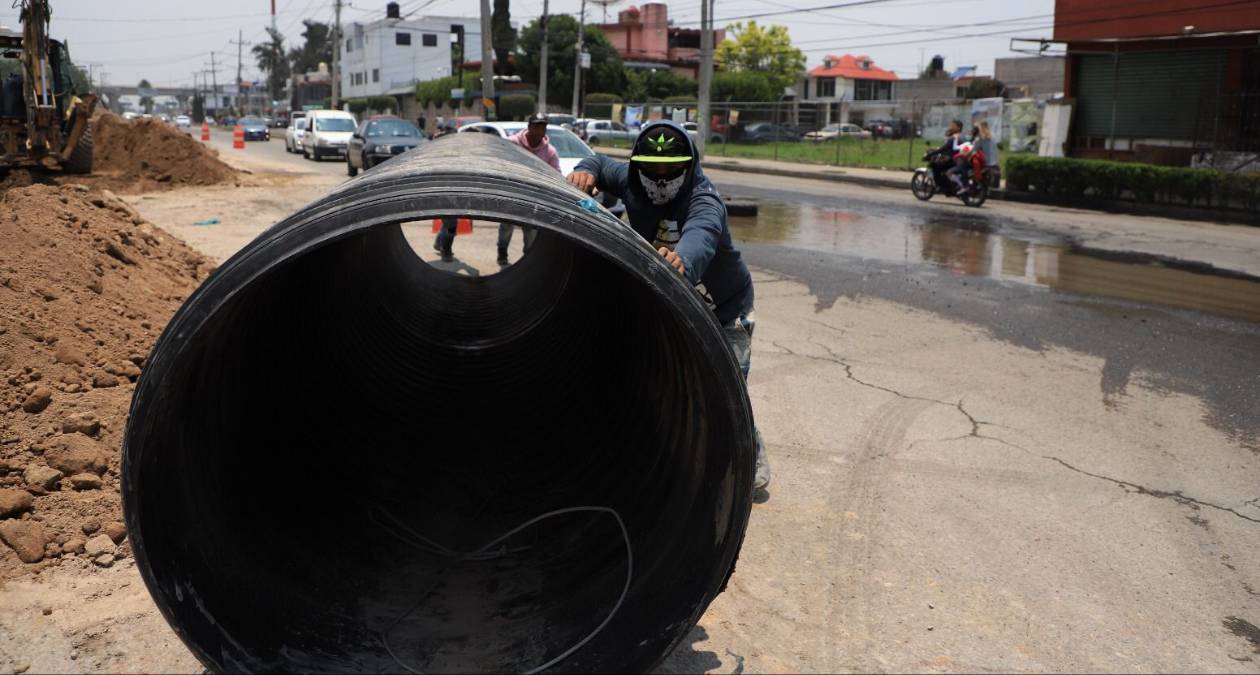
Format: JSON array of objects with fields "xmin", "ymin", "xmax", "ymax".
[{"xmin": 574, "ymin": 120, "xmax": 754, "ymax": 325}]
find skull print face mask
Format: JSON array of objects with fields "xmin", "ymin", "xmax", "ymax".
[{"xmin": 637, "ymin": 170, "xmax": 687, "ymax": 205}]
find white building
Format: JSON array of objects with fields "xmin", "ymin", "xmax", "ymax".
[
  {"xmin": 801, "ymin": 54, "xmax": 900, "ymax": 126},
  {"xmin": 339, "ymin": 4, "xmax": 482, "ymax": 103}
]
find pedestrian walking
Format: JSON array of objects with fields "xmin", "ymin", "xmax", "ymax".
[{"xmin": 498, "ymin": 113, "xmax": 560, "ymax": 266}]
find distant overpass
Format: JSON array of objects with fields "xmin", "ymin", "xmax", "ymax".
[{"xmin": 99, "ymin": 85, "xmax": 198, "ymax": 99}]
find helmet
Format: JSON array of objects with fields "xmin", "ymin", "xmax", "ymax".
[{"xmin": 957, "ymin": 142, "xmax": 974, "ymax": 156}]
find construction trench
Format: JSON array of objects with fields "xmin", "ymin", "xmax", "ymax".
[{"xmin": 120, "ymin": 133, "xmax": 758, "ymax": 672}]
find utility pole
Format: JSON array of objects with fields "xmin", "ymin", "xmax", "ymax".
[
  {"xmin": 331, "ymin": 0, "xmax": 342, "ymax": 108},
  {"xmin": 697, "ymin": 0, "xmax": 713, "ymax": 157},
  {"xmin": 206, "ymin": 53, "xmax": 220, "ymax": 114},
  {"xmin": 570, "ymin": 0, "xmax": 585, "ymax": 117},
  {"xmin": 538, "ymin": 0, "xmax": 549, "ymax": 113},
  {"xmin": 479, "ymin": 0, "xmax": 496, "ymax": 120},
  {"xmin": 271, "ymin": 0, "xmax": 278, "ymax": 34},
  {"xmin": 230, "ymin": 30, "xmax": 251, "ymax": 113}
]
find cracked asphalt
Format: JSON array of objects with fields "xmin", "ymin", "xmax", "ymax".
[
  {"xmin": 11, "ymin": 133, "xmax": 1253, "ymax": 673},
  {"xmin": 658, "ymin": 175, "xmax": 1260, "ymax": 672}
]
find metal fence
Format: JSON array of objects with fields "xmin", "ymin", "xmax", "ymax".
[{"xmin": 583, "ymin": 98, "xmax": 1046, "ymax": 172}]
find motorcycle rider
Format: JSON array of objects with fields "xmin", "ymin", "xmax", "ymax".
[
  {"xmin": 930, "ymin": 120, "xmax": 965, "ymax": 189},
  {"xmin": 566, "ymin": 120, "xmax": 772, "ymax": 494}
]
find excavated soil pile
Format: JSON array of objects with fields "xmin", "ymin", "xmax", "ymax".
[
  {"xmin": 91, "ymin": 113, "xmax": 240, "ymax": 192},
  {"xmin": 0, "ymin": 183, "xmax": 213, "ymax": 580}
]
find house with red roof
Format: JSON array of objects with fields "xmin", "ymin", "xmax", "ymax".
[{"xmin": 803, "ymin": 54, "xmax": 900, "ymax": 125}]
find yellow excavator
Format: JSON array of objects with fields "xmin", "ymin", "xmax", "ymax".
[{"xmin": 0, "ymin": 0, "xmax": 96, "ymax": 173}]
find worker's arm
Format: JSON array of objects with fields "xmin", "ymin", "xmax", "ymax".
[
  {"xmin": 672, "ymin": 190, "xmax": 726, "ymax": 286},
  {"xmin": 569, "ymin": 155, "xmax": 629, "ymax": 199}
]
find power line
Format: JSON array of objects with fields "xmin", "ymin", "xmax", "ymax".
[{"xmin": 797, "ymin": 0, "xmax": 1260, "ymax": 53}]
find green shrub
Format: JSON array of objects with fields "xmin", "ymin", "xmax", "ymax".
[
  {"xmin": 1004, "ymin": 155, "xmax": 1260, "ymax": 211},
  {"xmin": 498, "ymin": 94, "xmax": 536, "ymax": 120},
  {"xmin": 584, "ymin": 93, "xmax": 621, "ymax": 119},
  {"xmin": 345, "ymin": 98, "xmax": 369, "ymax": 115},
  {"xmin": 368, "ymin": 95, "xmax": 398, "ymax": 113},
  {"xmin": 664, "ymin": 95, "xmax": 695, "ymax": 105},
  {"xmin": 416, "ymin": 75, "xmax": 476, "ymax": 106},
  {"xmin": 711, "ymin": 71, "xmax": 778, "ymax": 102}
]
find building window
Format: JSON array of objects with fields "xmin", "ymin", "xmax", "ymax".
[
  {"xmin": 422, "ymin": 33, "xmax": 438, "ymax": 47},
  {"xmin": 396, "ymin": 32, "xmax": 411, "ymax": 46},
  {"xmin": 346, "ymin": 39, "xmax": 352, "ymax": 53},
  {"xmin": 815, "ymin": 77, "xmax": 836, "ymax": 98},
  {"xmin": 373, "ymin": 69, "xmax": 380, "ymax": 83},
  {"xmin": 854, "ymin": 79, "xmax": 892, "ymax": 101}
]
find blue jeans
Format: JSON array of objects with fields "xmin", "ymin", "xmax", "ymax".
[
  {"xmin": 497, "ymin": 224, "xmax": 537, "ymax": 255},
  {"xmin": 723, "ymin": 311, "xmax": 769, "ymax": 486},
  {"xmin": 434, "ymin": 216, "xmax": 458, "ymax": 254}
]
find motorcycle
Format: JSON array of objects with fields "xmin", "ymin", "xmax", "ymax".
[{"xmin": 910, "ymin": 147, "xmax": 989, "ymax": 207}]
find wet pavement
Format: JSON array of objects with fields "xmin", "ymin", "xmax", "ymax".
[
  {"xmin": 728, "ymin": 198, "xmax": 1260, "ymax": 324},
  {"xmin": 711, "ymin": 185, "xmax": 1260, "ymax": 455}
]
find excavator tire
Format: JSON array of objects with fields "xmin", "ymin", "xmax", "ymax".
[{"xmin": 63, "ymin": 119, "xmax": 94, "ymax": 175}]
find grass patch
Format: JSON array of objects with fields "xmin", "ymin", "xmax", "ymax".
[{"xmin": 598, "ymin": 136, "xmax": 1029, "ymax": 176}]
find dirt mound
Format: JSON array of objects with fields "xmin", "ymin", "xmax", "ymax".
[
  {"xmin": 0, "ymin": 183, "xmax": 213, "ymax": 579},
  {"xmin": 91, "ymin": 113, "xmax": 240, "ymax": 193}
]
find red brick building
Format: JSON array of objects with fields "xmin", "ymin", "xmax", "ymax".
[
  {"xmin": 1055, "ymin": 0, "xmax": 1260, "ymax": 163},
  {"xmin": 596, "ymin": 3, "xmax": 724, "ymax": 80}
]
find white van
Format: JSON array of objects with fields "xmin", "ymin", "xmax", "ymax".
[{"xmin": 302, "ymin": 110, "xmax": 357, "ymax": 161}]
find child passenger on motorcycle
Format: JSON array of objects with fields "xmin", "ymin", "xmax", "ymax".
[{"xmin": 947, "ymin": 142, "xmax": 986, "ymax": 194}]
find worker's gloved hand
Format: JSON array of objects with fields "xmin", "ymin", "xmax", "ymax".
[
  {"xmin": 658, "ymin": 247, "xmax": 685, "ymax": 276},
  {"xmin": 567, "ymin": 171, "xmax": 598, "ymax": 195}
]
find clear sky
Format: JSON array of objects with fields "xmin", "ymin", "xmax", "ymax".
[{"xmin": 0, "ymin": 0, "xmax": 1058, "ymax": 89}]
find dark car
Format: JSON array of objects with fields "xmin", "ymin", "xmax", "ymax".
[
  {"xmin": 740, "ymin": 123, "xmax": 802, "ymax": 143},
  {"xmin": 220, "ymin": 115, "xmax": 237, "ymax": 128},
  {"xmin": 346, "ymin": 118, "xmax": 426, "ymax": 176},
  {"xmin": 239, "ymin": 116, "xmax": 270, "ymax": 141}
]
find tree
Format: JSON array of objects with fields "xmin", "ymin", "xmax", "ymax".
[
  {"xmin": 491, "ymin": 0, "xmax": 517, "ymax": 76},
  {"xmin": 711, "ymin": 71, "xmax": 777, "ymax": 102},
  {"xmin": 287, "ymin": 20, "xmax": 333, "ymax": 76},
  {"xmin": 252, "ymin": 27, "xmax": 291, "ymax": 103},
  {"xmin": 138, "ymin": 78, "xmax": 154, "ymax": 113},
  {"xmin": 624, "ymin": 69, "xmax": 695, "ymax": 101},
  {"xmin": 714, "ymin": 22, "xmax": 805, "ymax": 97},
  {"xmin": 192, "ymin": 94, "xmax": 205, "ymax": 123},
  {"xmin": 516, "ymin": 17, "xmax": 625, "ymax": 109}
]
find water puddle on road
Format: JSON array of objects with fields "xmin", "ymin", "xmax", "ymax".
[{"xmin": 729, "ymin": 201, "xmax": 1260, "ymax": 324}]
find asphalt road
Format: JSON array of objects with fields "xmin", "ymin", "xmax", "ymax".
[{"xmin": 199, "ymin": 127, "xmax": 1260, "ymax": 671}]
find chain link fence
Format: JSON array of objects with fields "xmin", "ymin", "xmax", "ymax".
[{"xmin": 583, "ymin": 98, "xmax": 1046, "ymax": 175}]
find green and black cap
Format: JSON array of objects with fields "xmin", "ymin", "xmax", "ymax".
[{"xmin": 629, "ymin": 125, "xmax": 693, "ymax": 164}]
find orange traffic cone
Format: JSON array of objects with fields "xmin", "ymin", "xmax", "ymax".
[
  {"xmin": 232, "ymin": 124, "xmax": 245, "ymax": 149},
  {"xmin": 430, "ymin": 218, "xmax": 473, "ymax": 234},
  {"xmin": 200, "ymin": 121, "xmax": 210, "ymax": 141}
]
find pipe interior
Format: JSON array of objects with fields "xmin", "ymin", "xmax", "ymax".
[{"xmin": 131, "ymin": 220, "xmax": 744, "ymax": 673}]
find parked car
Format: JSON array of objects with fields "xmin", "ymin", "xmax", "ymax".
[
  {"xmin": 220, "ymin": 115, "xmax": 237, "ymax": 127},
  {"xmin": 458, "ymin": 121, "xmax": 625, "ymax": 217},
  {"xmin": 302, "ymin": 110, "xmax": 357, "ymax": 160},
  {"xmin": 121, "ymin": 111, "xmax": 139, "ymax": 121},
  {"xmin": 239, "ymin": 116, "xmax": 270, "ymax": 141},
  {"xmin": 804, "ymin": 123, "xmax": 871, "ymax": 142},
  {"xmin": 174, "ymin": 115, "xmax": 192, "ymax": 129},
  {"xmin": 448, "ymin": 115, "xmax": 484, "ymax": 130},
  {"xmin": 546, "ymin": 113, "xmax": 577, "ymax": 130},
  {"xmin": 284, "ymin": 117, "xmax": 309, "ymax": 153},
  {"xmin": 346, "ymin": 118, "xmax": 426, "ymax": 176},
  {"xmin": 582, "ymin": 119, "xmax": 635, "ymax": 146},
  {"xmin": 682, "ymin": 121, "xmax": 725, "ymax": 144},
  {"xmin": 863, "ymin": 119, "xmax": 900, "ymax": 138},
  {"xmin": 740, "ymin": 123, "xmax": 802, "ymax": 143}
]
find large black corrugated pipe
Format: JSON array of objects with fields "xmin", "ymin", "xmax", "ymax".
[{"xmin": 122, "ymin": 133, "xmax": 756, "ymax": 673}]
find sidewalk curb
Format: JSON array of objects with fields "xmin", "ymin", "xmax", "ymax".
[{"xmin": 593, "ymin": 147, "xmax": 1259, "ymax": 227}]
